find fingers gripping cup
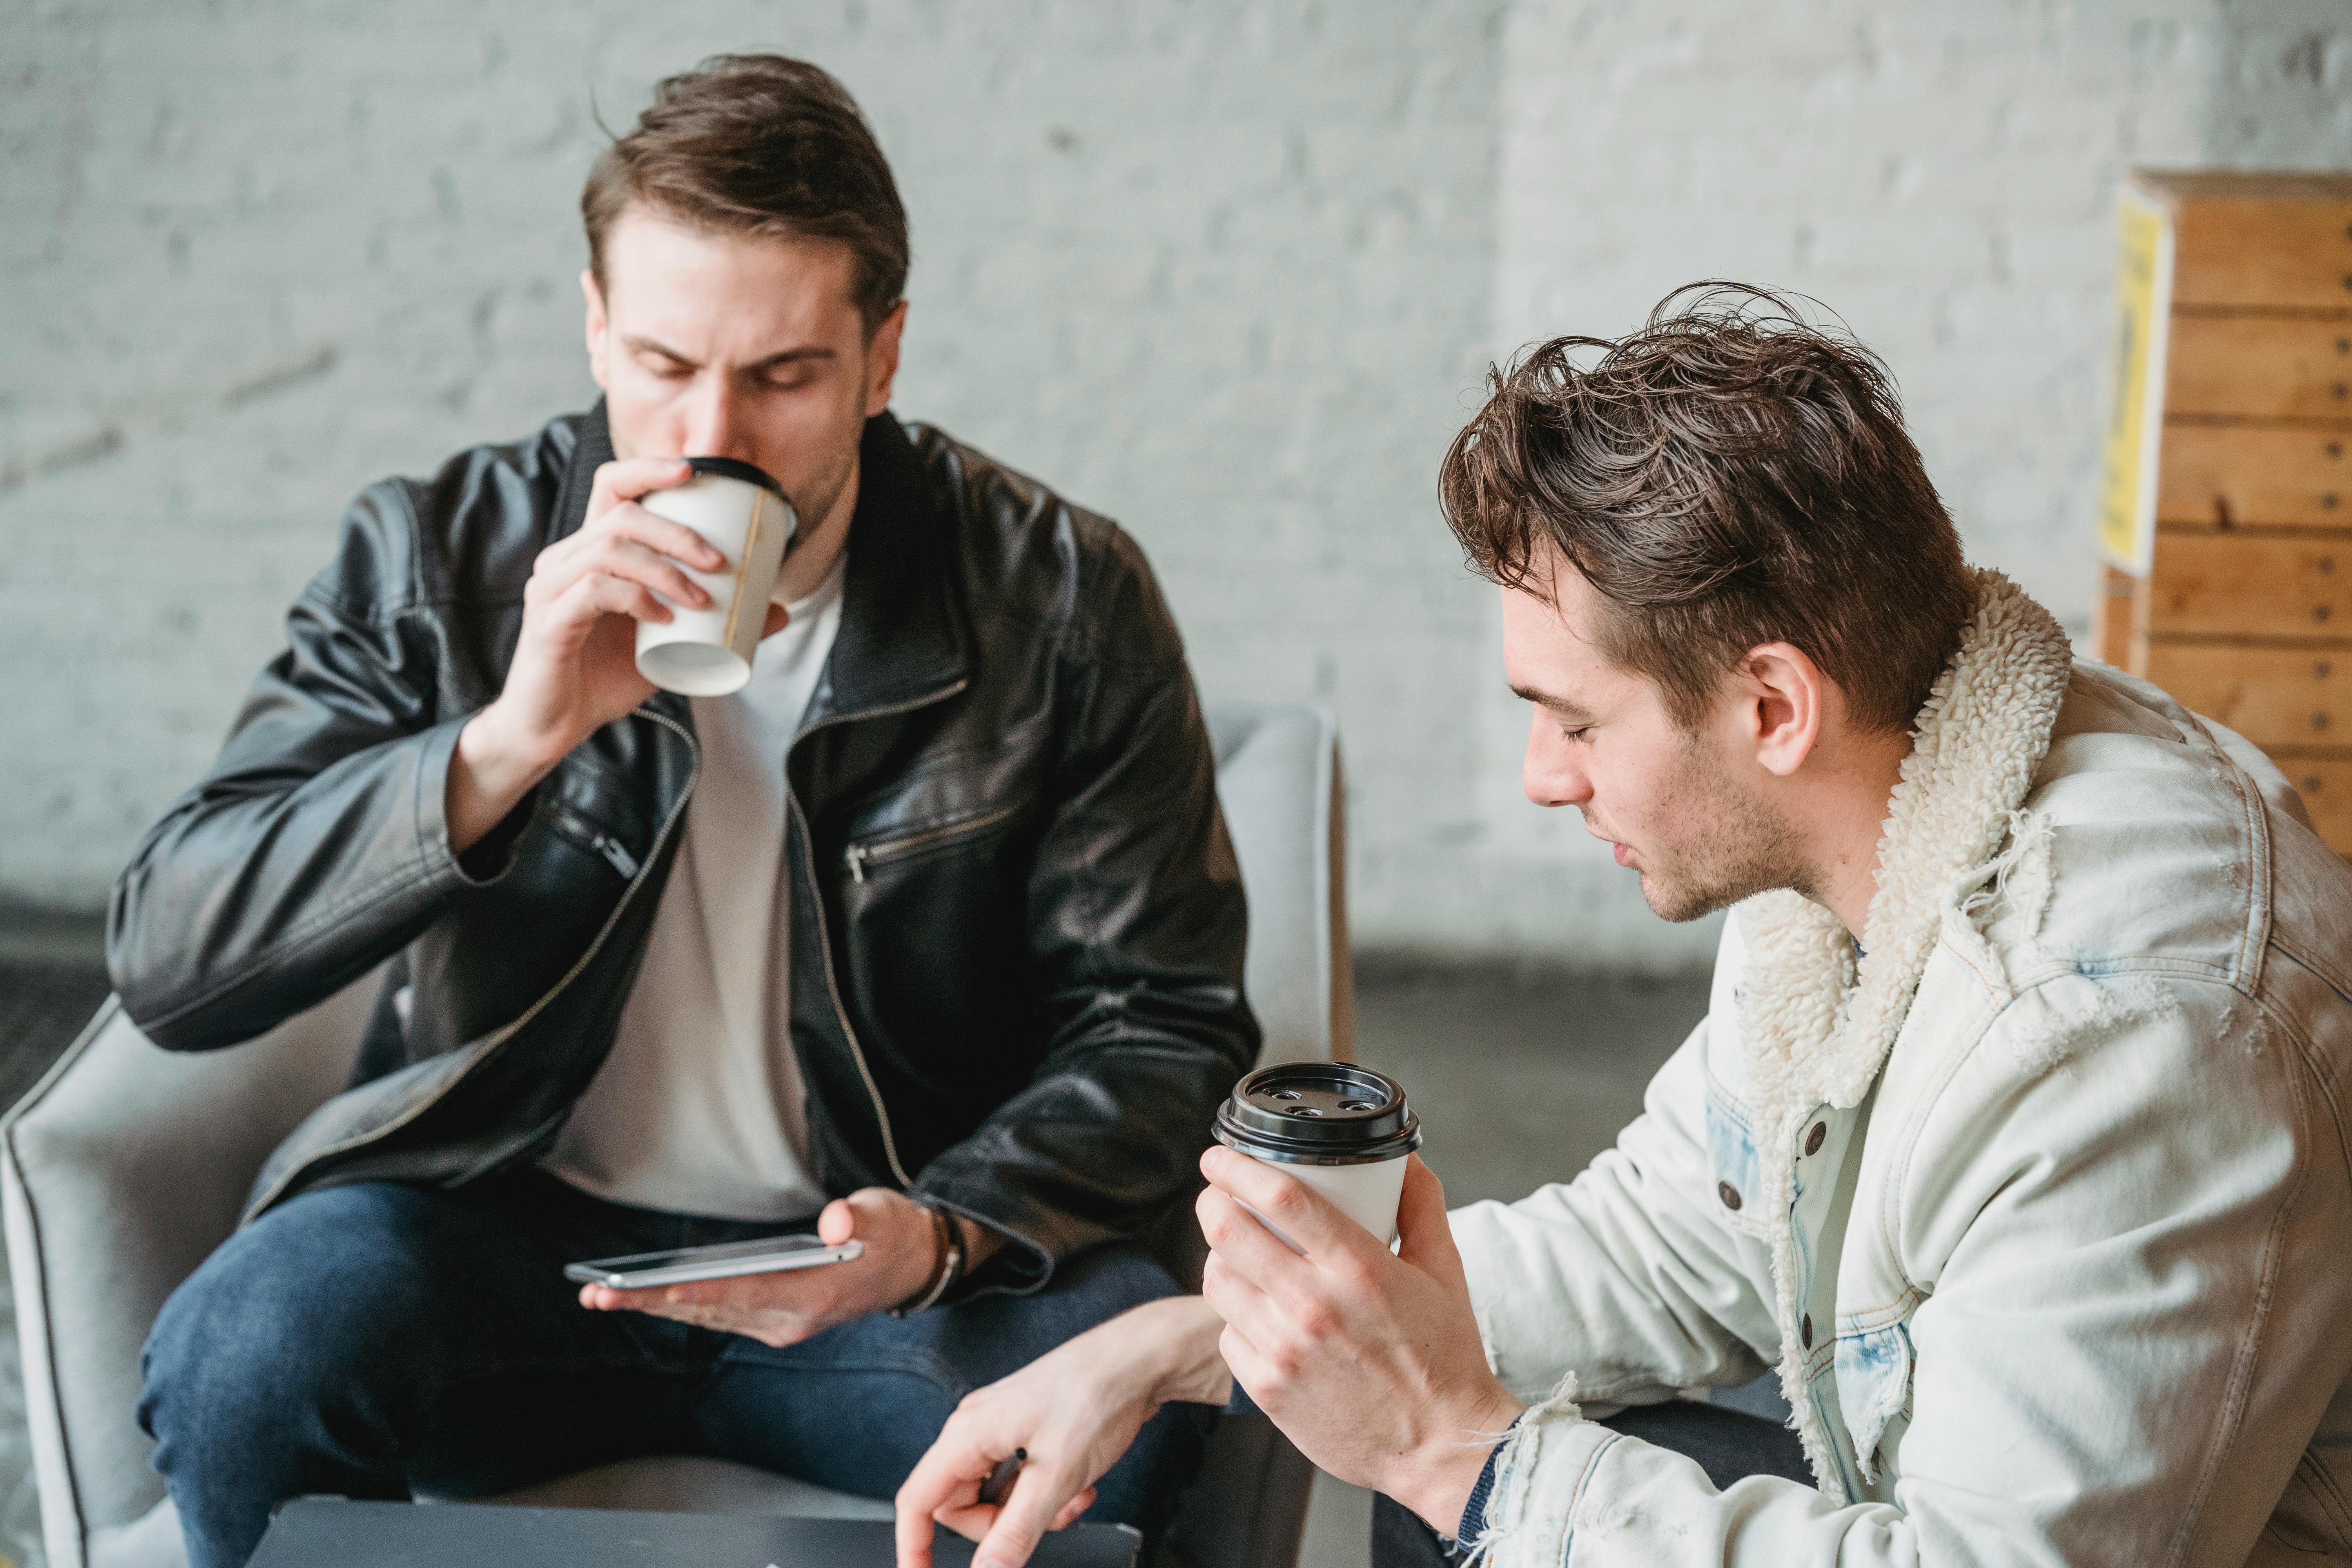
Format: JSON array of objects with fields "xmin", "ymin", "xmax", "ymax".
[
  {"xmin": 1213, "ymin": 1063, "xmax": 1421, "ymax": 1250},
  {"xmin": 632, "ymin": 457, "xmax": 799, "ymax": 697}
]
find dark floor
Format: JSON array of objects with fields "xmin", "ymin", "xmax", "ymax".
[
  {"xmin": 1353, "ymin": 962, "xmax": 1707, "ymax": 1205},
  {"xmin": 0, "ymin": 957, "xmax": 110, "ymax": 1117}
]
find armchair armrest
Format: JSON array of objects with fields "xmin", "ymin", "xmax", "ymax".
[{"xmin": 4, "ymin": 980, "xmax": 375, "ymax": 1568}]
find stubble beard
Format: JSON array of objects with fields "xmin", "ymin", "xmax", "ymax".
[
  {"xmin": 1621, "ymin": 729, "xmax": 1809, "ymax": 924},
  {"xmin": 792, "ymin": 443, "xmax": 857, "ymax": 542}
]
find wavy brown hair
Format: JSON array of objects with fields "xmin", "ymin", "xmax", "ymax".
[
  {"xmin": 583, "ymin": 55, "xmax": 908, "ymax": 331},
  {"xmin": 1440, "ymin": 284, "xmax": 1974, "ymax": 734}
]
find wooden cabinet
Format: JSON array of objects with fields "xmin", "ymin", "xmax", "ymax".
[
  {"xmin": 2137, "ymin": 533, "xmax": 2352, "ymax": 639},
  {"xmin": 2279, "ymin": 757, "xmax": 2352, "ymax": 848},
  {"xmin": 2165, "ymin": 313, "xmax": 2352, "ymax": 422},
  {"xmin": 2139, "ymin": 643, "xmax": 2352, "ymax": 745},
  {"xmin": 2163, "ymin": 174, "xmax": 2352, "ymax": 310},
  {"xmin": 2094, "ymin": 171, "xmax": 2352, "ymax": 856},
  {"xmin": 2156, "ymin": 424, "xmax": 2350, "ymax": 528}
]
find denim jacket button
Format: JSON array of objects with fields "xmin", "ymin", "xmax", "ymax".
[
  {"xmin": 1805, "ymin": 1122, "xmax": 1827, "ymax": 1156},
  {"xmin": 1717, "ymin": 1180, "xmax": 1742, "ymax": 1211},
  {"xmin": 1801, "ymin": 1314, "xmax": 1814, "ymax": 1349}
]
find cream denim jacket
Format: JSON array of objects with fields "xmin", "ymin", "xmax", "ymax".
[{"xmin": 1451, "ymin": 575, "xmax": 2352, "ymax": 1567}]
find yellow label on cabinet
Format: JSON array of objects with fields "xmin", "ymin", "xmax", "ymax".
[{"xmin": 2098, "ymin": 189, "xmax": 2174, "ymax": 572}]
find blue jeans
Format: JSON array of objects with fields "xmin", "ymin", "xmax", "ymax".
[{"xmin": 140, "ymin": 1171, "xmax": 1213, "ymax": 1568}]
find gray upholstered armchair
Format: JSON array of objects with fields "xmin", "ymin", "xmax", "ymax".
[{"xmin": 4, "ymin": 700, "xmax": 1349, "ymax": 1568}]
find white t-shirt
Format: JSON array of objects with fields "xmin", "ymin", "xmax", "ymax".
[{"xmin": 544, "ymin": 558, "xmax": 848, "ymax": 1221}]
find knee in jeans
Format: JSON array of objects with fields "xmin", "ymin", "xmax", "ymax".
[{"xmin": 141, "ymin": 1185, "xmax": 434, "ymax": 1442}]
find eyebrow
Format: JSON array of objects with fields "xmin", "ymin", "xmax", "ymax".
[
  {"xmin": 1511, "ymin": 683, "xmax": 1595, "ymax": 722},
  {"xmin": 623, "ymin": 334, "xmax": 838, "ymax": 373}
]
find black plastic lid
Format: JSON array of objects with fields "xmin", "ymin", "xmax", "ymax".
[
  {"xmin": 1213, "ymin": 1063, "xmax": 1421, "ymax": 1166},
  {"xmin": 685, "ymin": 455, "xmax": 788, "ymax": 499}
]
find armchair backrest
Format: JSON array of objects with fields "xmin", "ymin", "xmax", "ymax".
[{"xmin": 1203, "ymin": 701, "xmax": 1352, "ymax": 1066}]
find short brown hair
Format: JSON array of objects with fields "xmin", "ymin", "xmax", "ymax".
[
  {"xmin": 1440, "ymin": 284, "xmax": 1975, "ymax": 734},
  {"xmin": 583, "ymin": 54, "xmax": 909, "ymax": 330}
]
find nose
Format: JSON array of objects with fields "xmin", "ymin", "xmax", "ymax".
[
  {"xmin": 1522, "ymin": 710, "xmax": 1592, "ymax": 809},
  {"xmin": 680, "ymin": 374, "xmax": 756, "ymax": 462}
]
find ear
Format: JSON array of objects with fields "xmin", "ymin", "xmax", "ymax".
[
  {"xmin": 581, "ymin": 269, "xmax": 612, "ymax": 393},
  {"xmin": 1739, "ymin": 641, "xmax": 1828, "ymax": 778},
  {"xmin": 863, "ymin": 300, "xmax": 907, "ymax": 417}
]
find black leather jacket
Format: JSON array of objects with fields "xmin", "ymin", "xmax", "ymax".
[{"xmin": 108, "ymin": 405, "xmax": 1258, "ymax": 1291}]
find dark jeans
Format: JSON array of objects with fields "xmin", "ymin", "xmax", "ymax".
[
  {"xmin": 140, "ymin": 1171, "xmax": 1213, "ymax": 1568},
  {"xmin": 1370, "ymin": 1399, "xmax": 1813, "ymax": 1568}
]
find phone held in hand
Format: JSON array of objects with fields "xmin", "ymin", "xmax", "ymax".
[{"xmin": 563, "ymin": 1234, "xmax": 862, "ymax": 1290}]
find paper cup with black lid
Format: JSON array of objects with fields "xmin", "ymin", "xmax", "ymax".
[
  {"xmin": 633, "ymin": 457, "xmax": 799, "ymax": 697},
  {"xmin": 1213, "ymin": 1063, "xmax": 1422, "ymax": 1251}
]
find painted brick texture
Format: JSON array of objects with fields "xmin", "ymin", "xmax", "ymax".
[
  {"xmin": 1, "ymin": 1, "xmax": 1506, "ymax": 955},
  {"xmin": 5, "ymin": 1, "xmax": 2349, "ymax": 968},
  {"xmin": 1457, "ymin": 0, "xmax": 2352, "ymax": 969}
]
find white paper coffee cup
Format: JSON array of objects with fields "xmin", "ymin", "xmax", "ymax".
[
  {"xmin": 1212, "ymin": 1063, "xmax": 1421, "ymax": 1249},
  {"xmin": 632, "ymin": 457, "xmax": 798, "ymax": 697}
]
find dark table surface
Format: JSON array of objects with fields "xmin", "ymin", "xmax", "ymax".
[{"xmin": 249, "ymin": 1500, "xmax": 1141, "ymax": 1568}]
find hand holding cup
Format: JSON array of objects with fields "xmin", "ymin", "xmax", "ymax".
[
  {"xmin": 1197, "ymin": 1144, "xmax": 1523, "ymax": 1534},
  {"xmin": 631, "ymin": 457, "xmax": 799, "ymax": 697},
  {"xmin": 447, "ymin": 456, "xmax": 793, "ymax": 853}
]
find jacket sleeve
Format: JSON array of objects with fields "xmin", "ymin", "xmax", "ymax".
[
  {"xmin": 107, "ymin": 480, "xmax": 508, "ymax": 1050},
  {"xmin": 1466, "ymin": 972, "xmax": 2332, "ymax": 1568},
  {"xmin": 1450, "ymin": 1020, "xmax": 1782, "ymax": 1410},
  {"xmin": 908, "ymin": 528, "xmax": 1258, "ymax": 1287}
]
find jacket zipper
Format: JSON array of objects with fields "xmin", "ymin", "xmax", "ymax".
[
  {"xmin": 244, "ymin": 709, "xmax": 701, "ymax": 1221},
  {"xmin": 844, "ymin": 804, "xmax": 1020, "ymax": 885},
  {"xmin": 786, "ymin": 676, "xmax": 971, "ymax": 1190},
  {"xmin": 551, "ymin": 806, "xmax": 641, "ymax": 878}
]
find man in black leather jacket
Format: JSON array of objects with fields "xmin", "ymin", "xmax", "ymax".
[{"xmin": 113, "ymin": 55, "xmax": 1255, "ymax": 1568}]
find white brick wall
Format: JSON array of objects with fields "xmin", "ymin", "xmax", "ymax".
[
  {"xmin": 0, "ymin": 0, "xmax": 1506, "ymax": 946},
  {"xmin": 1454, "ymin": 0, "xmax": 2352, "ymax": 970},
  {"xmin": 3, "ymin": 1, "xmax": 2347, "ymax": 969}
]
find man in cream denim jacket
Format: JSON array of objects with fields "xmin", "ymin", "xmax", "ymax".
[
  {"xmin": 893, "ymin": 287, "xmax": 2352, "ymax": 1568},
  {"xmin": 1444, "ymin": 601, "xmax": 2352, "ymax": 1565}
]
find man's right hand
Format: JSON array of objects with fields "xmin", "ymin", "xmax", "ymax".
[
  {"xmin": 447, "ymin": 457, "xmax": 726, "ymax": 852},
  {"xmin": 895, "ymin": 1296, "xmax": 1230, "ymax": 1568}
]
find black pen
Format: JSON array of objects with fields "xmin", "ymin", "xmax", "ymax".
[{"xmin": 977, "ymin": 1446, "xmax": 1027, "ymax": 1508}]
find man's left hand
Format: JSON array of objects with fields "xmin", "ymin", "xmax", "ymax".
[
  {"xmin": 580, "ymin": 1187, "xmax": 953, "ymax": 1347},
  {"xmin": 1198, "ymin": 1149, "xmax": 1523, "ymax": 1532}
]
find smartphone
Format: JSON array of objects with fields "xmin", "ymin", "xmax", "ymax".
[{"xmin": 563, "ymin": 1234, "xmax": 862, "ymax": 1290}]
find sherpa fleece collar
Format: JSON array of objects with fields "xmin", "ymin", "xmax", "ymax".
[{"xmin": 1732, "ymin": 567, "xmax": 2075, "ymax": 1491}]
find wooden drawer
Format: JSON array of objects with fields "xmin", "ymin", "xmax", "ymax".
[
  {"xmin": 2140, "ymin": 642, "xmax": 2352, "ymax": 747},
  {"xmin": 2273, "ymin": 756, "xmax": 2352, "ymax": 855},
  {"xmin": 2165, "ymin": 313, "xmax": 2352, "ymax": 423},
  {"xmin": 2172, "ymin": 191, "xmax": 2352, "ymax": 310},
  {"xmin": 2142, "ymin": 531, "xmax": 2352, "ymax": 638},
  {"xmin": 2157, "ymin": 423, "xmax": 2352, "ymax": 526}
]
